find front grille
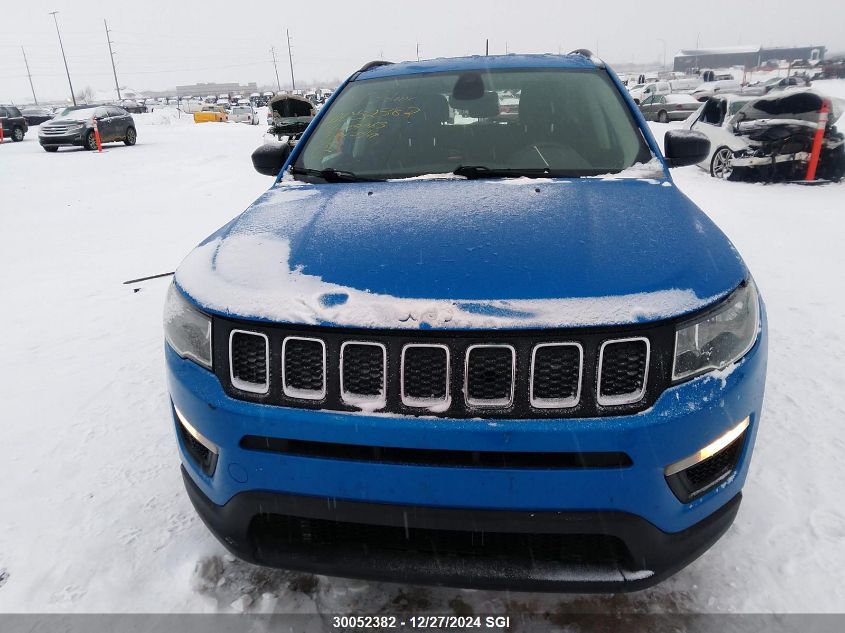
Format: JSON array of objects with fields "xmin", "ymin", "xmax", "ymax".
[
  {"xmin": 282, "ymin": 337, "xmax": 325, "ymax": 399},
  {"xmin": 229, "ymin": 330, "xmax": 269, "ymax": 393},
  {"xmin": 402, "ymin": 344, "xmax": 449, "ymax": 406},
  {"xmin": 251, "ymin": 514, "xmax": 631, "ymax": 566},
  {"xmin": 212, "ymin": 317, "xmax": 672, "ymax": 419},
  {"xmin": 39, "ymin": 124, "xmax": 80, "ymax": 136},
  {"xmin": 665, "ymin": 431, "xmax": 746, "ymax": 502},
  {"xmin": 531, "ymin": 343, "xmax": 582, "ymax": 408},
  {"xmin": 465, "ymin": 345, "xmax": 515, "ymax": 407},
  {"xmin": 341, "ymin": 342, "xmax": 386, "ymax": 405},
  {"xmin": 597, "ymin": 338, "xmax": 650, "ymax": 406}
]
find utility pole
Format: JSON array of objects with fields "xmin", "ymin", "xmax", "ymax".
[
  {"xmin": 270, "ymin": 47, "xmax": 281, "ymax": 91},
  {"xmin": 49, "ymin": 11, "xmax": 76, "ymax": 106},
  {"xmin": 286, "ymin": 29, "xmax": 296, "ymax": 92},
  {"xmin": 104, "ymin": 19, "xmax": 121, "ymax": 100},
  {"xmin": 416, "ymin": 42, "xmax": 420, "ymax": 61},
  {"xmin": 21, "ymin": 46, "xmax": 37, "ymax": 104},
  {"xmin": 49, "ymin": 11, "xmax": 76, "ymax": 105},
  {"xmin": 485, "ymin": 39, "xmax": 489, "ymax": 56}
]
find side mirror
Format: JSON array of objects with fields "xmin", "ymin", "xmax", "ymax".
[
  {"xmin": 251, "ymin": 143, "xmax": 291, "ymax": 177},
  {"xmin": 664, "ymin": 129, "xmax": 710, "ymax": 168}
]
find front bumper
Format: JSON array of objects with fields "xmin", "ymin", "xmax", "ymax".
[
  {"xmin": 167, "ymin": 319, "xmax": 766, "ymax": 590},
  {"xmin": 38, "ymin": 130, "xmax": 87, "ymax": 147}
]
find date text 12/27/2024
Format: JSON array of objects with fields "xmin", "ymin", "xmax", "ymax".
[{"xmin": 332, "ymin": 615, "xmax": 512, "ymax": 629}]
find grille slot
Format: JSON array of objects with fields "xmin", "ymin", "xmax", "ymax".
[
  {"xmin": 282, "ymin": 336, "xmax": 326, "ymax": 400},
  {"xmin": 401, "ymin": 344, "xmax": 450, "ymax": 408},
  {"xmin": 229, "ymin": 330, "xmax": 269, "ymax": 394},
  {"xmin": 597, "ymin": 338, "xmax": 650, "ymax": 406},
  {"xmin": 530, "ymin": 343, "xmax": 582, "ymax": 408},
  {"xmin": 340, "ymin": 342, "xmax": 387, "ymax": 407},
  {"xmin": 465, "ymin": 345, "xmax": 516, "ymax": 408}
]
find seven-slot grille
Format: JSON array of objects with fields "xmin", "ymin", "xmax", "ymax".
[{"xmin": 217, "ymin": 317, "xmax": 664, "ymax": 418}]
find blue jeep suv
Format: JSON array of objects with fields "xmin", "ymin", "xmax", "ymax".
[{"xmin": 165, "ymin": 53, "xmax": 767, "ymax": 591}]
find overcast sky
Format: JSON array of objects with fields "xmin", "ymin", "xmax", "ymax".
[{"xmin": 2, "ymin": 0, "xmax": 843, "ymax": 103}]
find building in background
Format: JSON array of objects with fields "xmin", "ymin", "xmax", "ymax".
[
  {"xmin": 173, "ymin": 82, "xmax": 259, "ymax": 97},
  {"xmin": 674, "ymin": 45, "xmax": 826, "ymax": 73}
]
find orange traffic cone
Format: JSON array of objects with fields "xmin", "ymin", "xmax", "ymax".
[
  {"xmin": 805, "ymin": 99, "xmax": 830, "ymax": 181},
  {"xmin": 92, "ymin": 117, "xmax": 103, "ymax": 152}
]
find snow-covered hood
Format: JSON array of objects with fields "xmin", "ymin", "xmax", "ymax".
[{"xmin": 175, "ymin": 177, "xmax": 747, "ymax": 329}]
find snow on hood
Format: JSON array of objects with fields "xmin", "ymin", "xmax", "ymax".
[{"xmin": 175, "ymin": 178, "xmax": 746, "ymax": 329}]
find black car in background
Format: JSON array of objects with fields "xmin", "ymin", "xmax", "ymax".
[
  {"xmin": 0, "ymin": 105, "xmax": 29, "ymax": 142},
  {"xmin": 38, "ymin": 105, "xmax": 137, "ymax": 152},
  {"xmin": 20, "ymin": 107, "xmax": 54, "ymax": 126}
]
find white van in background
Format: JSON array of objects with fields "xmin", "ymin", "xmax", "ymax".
[{"xmin": 691, "ymin": 79, "xmax": 742, "ymax": 101}]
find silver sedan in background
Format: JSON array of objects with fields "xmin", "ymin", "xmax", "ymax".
[{"xmin": 639, "ymin": 93, "xmax": 702, "ymax": 122}]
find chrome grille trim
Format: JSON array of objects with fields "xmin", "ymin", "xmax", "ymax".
[
  {"xmin": 596, "ymin": 337, "xmax": 650, "ymax": 406},
  {"xmin": 464, "ymin": 344, "xmax": 516, "ymax": 408},
  {"xmin": 281, "ymin": 336, "xmax": 326, "ymax": 400},
  {"xmin": 339, "ymin": 341, "xmax": 387, "ymax": 409},
  {"xmin": 228, "ymin": 329, "xmax": 270, "ymax": 394},
  {"xmin": 400, "ymin": 343, "xmax": 451, "ymax": 409},
  {"xmin": 529, "ymin": 342, "xmax": 583, "ymax": 409}
]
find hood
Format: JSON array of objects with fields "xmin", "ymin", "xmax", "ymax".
[{"xmin": 175, "ymin": 177, "xmax": 747, "ymax": 329}]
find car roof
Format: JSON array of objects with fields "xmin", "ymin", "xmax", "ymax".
[{"xmin": 354, "ymin": 53, "xmax": 597, "ymax": 81}]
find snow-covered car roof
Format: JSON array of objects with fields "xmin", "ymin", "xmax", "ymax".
[{"xmin": 664, "ymin": 94, "xmax": 699, "ymax": 104}]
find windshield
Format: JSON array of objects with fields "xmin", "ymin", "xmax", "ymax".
[{"xmin": 294, "ymin": 68, "xmax": 651, "ymax": 180}]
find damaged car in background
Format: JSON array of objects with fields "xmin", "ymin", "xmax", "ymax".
[
  {"xmin": 688, "ymin": 89, "xmax": 844, "ymax": 181},
  {"xmin": 252, "ymin": 94, "xmax": 317, "ymax": 173}
]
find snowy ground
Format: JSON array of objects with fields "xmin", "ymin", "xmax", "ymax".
[{"xmin": 1, "ymin": 84, "xmax": 844, "ymax": 619}]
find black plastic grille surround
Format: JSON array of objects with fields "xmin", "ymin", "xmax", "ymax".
[
  {"xmin": 213, "ymin": 316, "xmax": 676, "ymax": 419},
  {"xmin": 599, "ymin": 339, "xmax": 648, "ymax": 400},
  {"xmin": 466, "ymin": 346, "xmax": 514, "ymax": 404},
  {"xmin": 666, "ymin": 431, "xmax": 746, "ymax": 502},
  {"xmin": 341, "ymin": 343, "xmax": 385, "ymax": 397},
  {"xmin": 403, "ymin": 345, "xmax": 448, "ymax": 401},
  {"xmin": 283, "ymin": 338, "xmax": 324, "ymax": 394},
  {"xmin": 230, "ymin": 331, "xmax": 267, "ymax": 388},
  {"xmin": 532, "ymin": 344, "xmax": 581, "ymax": 403}
]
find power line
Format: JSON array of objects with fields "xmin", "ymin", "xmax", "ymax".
[
  {"xmin": 286, "ymin": 29, "xmax": 296, "ymax": 91},
  {"xmin": 104, "ymin": 19, "xmax": 121, "ymax": 100},
  {"xmin": 49, "ymin": 11, "xmax": 76, "ymax": 105},
  {"xmin": 270, "ymin": 46, "xmax": 281, "ymax": 91},
  {"xmin": 21, "ymin": 46, "xmax": 37, "ymax": 104}
]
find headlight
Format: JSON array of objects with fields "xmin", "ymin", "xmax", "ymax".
[
  {"xmin": 164, "ymin": 283, "xmax": 212, "ymax": 369},
  {"xmin": 672, "ymin": 280, "xmax": 759, "ymax": 381}
]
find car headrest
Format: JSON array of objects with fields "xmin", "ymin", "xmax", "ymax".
[
  {"xmin": 449, "ymin": 91, "xmax": 500, "ymax": 119},
  {"xmin": 414, "ymin": 93, "xmax": 450, "ymax": 124}
]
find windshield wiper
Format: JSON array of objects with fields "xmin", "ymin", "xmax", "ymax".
[
  {"xmin": 452, "ymin": 165, "xmax": 555, "ymax": 180},
  {"xmin": 290, "ymin": 167, "xmax": 384, "ymax": 183}
]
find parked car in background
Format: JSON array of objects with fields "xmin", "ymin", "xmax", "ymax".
[
  {"xmin": 172, "ymin": 54, "xmax": 768, "ymax": 593},
  {"xmin": 119, "ymin": 99, "xmax": 146, "ymax": 114},
  {"xmin": 38, "ymin": 105, "xmax": 136, "ymax": 152},
  {"xmin": 230, "ymin": 105, "xmax": 259, "ymax": 125},
  {"xmin": 266, "ymin": 93, "xmax": 315, "ymax": 139},
  {"xmin": 20, "ymin": 106, "xmax": 54, "ymax": 126},
  {"xmin": 193, "ymin": 104, "xmax": 228, "ymax": 123},
  {"xmin": 629, "ymin": 81, "xmax": 671, "ymax": 104},
  {"xmin": 685, "ymin": 90, "xmax": 843, "ymax": 181},
  {"xmin": 639, "ymin": 93, "xmax": 702, "ymax": 122},
  {"xmin": 741, "ymin": 75, "xmax": 811, "ymax": 96},
  {"xmin": 691, "ymin": 79, "xmax": 742, "ymax": 101},
  {"xmin": 0, "ymin": 105, "xmax": 29, "ymax": 141}
]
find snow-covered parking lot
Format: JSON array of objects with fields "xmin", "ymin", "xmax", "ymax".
[{"xmin": 1, "ymin": 82, "xmax": 844, "ymax": 618}]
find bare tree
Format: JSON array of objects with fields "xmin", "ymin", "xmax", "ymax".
[{"xmin": 76, "ymin": 86, "xmax": 96, "ymax": 104}]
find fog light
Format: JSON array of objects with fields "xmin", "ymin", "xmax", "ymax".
[
  {"xmin": 665, "ymin": 417, "xmax": 749, "ymax": 502},
  {"xmin": 175, "ymin": 405, "xmax": 219, "ymax": 476}
]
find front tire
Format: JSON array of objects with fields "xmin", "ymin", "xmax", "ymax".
[
  {"xmin": 85, "ymin": 131, "xmax": 98, "ymax": 151},
  {"xmin": 12, "ymin": 126, "xmax": 24, "ymax": 142},
  {"xmin": 43, "ymin": 146, "xmax": 58, "ymax": 152},
  {"xmin": 710, "ymin": 146, "xmax": 736, "ymax": 180},
  {"xmin": 124, "ymin": 126, "xmax": 137, "ymax": 146},
  {"xmin": 657, "ymin": 110, "xmax": 668, "ymax": 123}
]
